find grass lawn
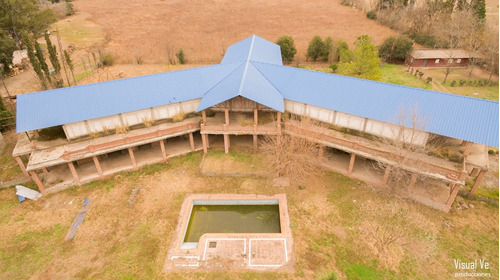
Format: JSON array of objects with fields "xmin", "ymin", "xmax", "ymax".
[
  {"xmin": 0, "ymin": 150, "xmax": 497, "ymax": 279},
  {"xmin": 0, "ymin": 132, "xmax": 24, "ymax": 182},
  {"xmin": 422, "ymin": 67, "xmax": 499, "ymax": 101},
  {"xmin": 380, "ymin": 64, "xmax": 432, "ymax": 90}
]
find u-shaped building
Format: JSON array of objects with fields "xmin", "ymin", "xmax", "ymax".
[{"xmin": 13, "ymin": 35, "xmax": 499, "ymax": 211}]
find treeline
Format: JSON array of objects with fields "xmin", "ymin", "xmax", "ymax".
[
  {"xmin": 343, "ymin": 0, "xmax": 498, "ymax": 74},
  {"xmin": 276, "ymin": 34, "xmax": 414, "ymax": 81}
]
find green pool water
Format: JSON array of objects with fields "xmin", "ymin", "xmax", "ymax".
[{"xmin": 183, "ymin": 204, "xmax": 281, "ymax": 243}]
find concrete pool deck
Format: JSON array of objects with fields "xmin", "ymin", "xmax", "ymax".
[{"xmin": 163, "ymin": 193, "xmax": 294, "ymax": 272}]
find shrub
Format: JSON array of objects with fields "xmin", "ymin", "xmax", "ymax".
[
  {"xmin": 450, "ymin": 80, "xmax": 457, "ymax": 87},
  {"xmin": 366, "ymin": 10, "xmax": 377, "ymax": 19},
  {"xmin": 172, "ymin": 111, "xmax": 185, "ymax": 122},
  {"xmin": 276, "ymin": 35, "xmax": 297, "ymax": 64},
  {"xmin": 414, "ymin": 69, "xmax": 419, "ymax": 76},
  {"xmin": 306, "ymin": 36, "xmax": 327, "ymax": 62},
  {"xmin": 410, "ymin": 33, "xmax": 437, "ymax": 48},
  {"xmin": 488, "ymin": 149, "xmax": 495, "ymax": 154},
  {"xmin": 329, "ymin": 63, "xmax": 338, "ymax": 73},
  {"xmin": 459, "ymin": 79, "xmax": 466, "ymax": 86},
  {"xmin": 176, "ymin": 49, "xmax": 186, "ymax": 64},
  {"xmin": 379, "ymin": 35, "xmax": 413, "ymax": 62},
  {"xmin": 418, "ymin": 71, "xmax": 424, "ymax": 79},
  {"xmin": 100, "ymin": 53, "xmax": 115, "ymax": 66},
  {"xmin": 66, "ymin": 2, "xmax": 74, "ymax": 16},
  {"xmin": 426, "ymin": 76, "xmax": 433, "ymax": 83},
  {"xmin": 477, "ymin": 80, "xmax": 483, "ymax": 86},
  {"xmin": 316, "ymin": 271, "xmax": 338, "ymax": 280}
]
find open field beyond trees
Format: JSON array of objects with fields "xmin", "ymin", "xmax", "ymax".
[
  {"xmin": 0, "ymin": 148, "xmax": 498, "ymax": 279},
  {"xmin": 73, "ymin": 0, "xmax": 397, "ymax": 64}
]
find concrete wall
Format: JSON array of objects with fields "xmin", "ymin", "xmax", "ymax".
[
  {"xmin": 63, "ymin": 98, "xmax": 201, "ymax": 140},
  {"xmin": 284, "ymin": 100, "xmax": 429, "ymax": 146}
]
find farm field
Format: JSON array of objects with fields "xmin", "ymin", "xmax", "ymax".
[
  {"xmin": 73, "ymin": 0, "xmax": 397, "ymax": 64},
  {"xmin": 0, "ymin": 149, "xmax": 498, "ymax": 279}
]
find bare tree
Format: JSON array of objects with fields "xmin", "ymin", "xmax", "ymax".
[
  {"xmin": 259, "ymin": 115, "xmax": 322, "ymax": 184},
  {"xmin": 372, "ymin": 104, "xmax": 435, "ymax": 186},
  {"xmin": 481, "ymin": 28, "xmax": 499, "ymax": 81}
]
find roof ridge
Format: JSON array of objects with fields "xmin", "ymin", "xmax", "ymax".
[
  {"xmin": 237, "ymin": 35, "xmax": 256, "ymax": 95},
  {"xmin": 250, "ymin": 61, "xmax": 284, "ymax": 98},
  {"xmin": 201, "ymin": 62, "xmax": 245, "ymax": 98}
]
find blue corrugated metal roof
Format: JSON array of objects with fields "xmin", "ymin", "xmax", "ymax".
[
  {"xmin": 196, "ymin": 35, "xmax": 285, "ymax": 112},
  {"xmin": 16, "ymin": 63, "xmax": 241, "ymax": 132},
  {"xmin": 253, "ymin": 61, "xmax": 499, "ymax": 147},
  {"xmin": 16, "ymin": 35, "xmax": 499, "ymax": 147}
]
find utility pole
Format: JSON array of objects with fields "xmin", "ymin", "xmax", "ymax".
[{"xmin": 54, "ymin": 26, "xmax": 72, "ymax": 86}]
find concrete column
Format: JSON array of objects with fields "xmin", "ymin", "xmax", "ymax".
[
  {"xmin": 15, "ymin": 156, "xmax": 31, "ymax": 179},
  {"xmin": 470, "ymin": 167, "xmax": 480, "ymax": 177},
  {"xmin": 225, "ymin": 108, "xmax": 229, "ymax": 125},
  {"xmin": 408, "ymin": 173, "xmax": 418, "ymax": 193},
  {"xmin": 159, "ymin": 140, "xmax": 167, "ymax": 160},
  {"xmin": 468, "ymin": 170, "xmax": 486, "ymax": 198},
  {"xmin": 33, "ymin": 130, "xmax": 40, "ymax": 137},
  {"xmin": 128, "ymin": 147, "xmax": 137, "ymax": 167},
  {"xmin": 93, "ymin": 156, "xmax": 103, "ymax": 177},
  {"xmin": 224, "ymin": 134, "xmax": 230, "ymax": 153},
  {"xmin": 189, "ymin": 132, "xmax": 195, "ymax": 151},
  {"xmin": 318, "ymin": 145, "xmax": 324, "ymax": 162},
  {"xmin": 29, "ymin": 171, "xmax": 45, "ymax": 194},
  {"xmin": 42, "ymin": 167, "xmax": 49, "ymax": 174},
  {"xmin": 463, "ymin": 141, "xmax": 473, "ymax": 156},
  {"xmin": 202, "ymin": 134, "xmax": 208, "ymax": 153},
  {"xmin": 445, "ymin": 183, "xmax": 460, "ymax": 211},
  {"xmin": 383, "ymin": 165, "xmax": 392, "ymax": 185},
  {"xmin": 347, "ymin": 154, "xmax": 356, "ymax": 176},
  {"xmin": 253, "ymin": 135, "xmax": 258, "ymax": 150},
  {"xmin": 254, "ymin": 108, "xmax": 258, "ymax": 125},
  {"xmin": 202, "ymin": 110, "xmax": 207, "ymax": 125},
  {"xmin": 206, "ymin": 134, "xmax": 210, "ymax": 148},
  {"xmin": 67, "ymin": 162, "xmax": 81, "ymax": 186}
]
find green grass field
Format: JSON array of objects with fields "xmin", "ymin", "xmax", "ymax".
[
  {"xmin": 379, "ymin": 64, "xmax": 432, "ymax": 90},
  {"xmin": 0, "ymin": 151, "xmax": 498, "ymax": 279}
]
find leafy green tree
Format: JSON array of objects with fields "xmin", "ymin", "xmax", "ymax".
[
  {"xmin": 0, "ymin": 30, "xmax": 16, "ymax": 74},
  {"xmin": 34, "ymin": 40, "xmax": 50, "ymax": 82},
  {"xmin": 331, "ymin": 40, "xmax": 349, "ymax": 63},
  {"xmin": 337, "ymin": 35, "xmax": 381, "ymax": 81},
  {"xmin": 323, "ymin": 36, "xmax": 334, "ymax": 62},
  {"xmin": 378, "ymin": 35, "xmax": 413, "ymax": 62},
  {"xmin": 276, "ymin": 35, "xmax": 297, "ymax": 64},
  {"xmin": 0, "ymin": 0, "xmax": 57, "ymax": 48},
  {"xmin": 306, "ymin": 35, "xmax": 326, "ymax": 62},
  {"xmin": 44, "ymin": 32, "xmax": 60, "ymax": 74}
]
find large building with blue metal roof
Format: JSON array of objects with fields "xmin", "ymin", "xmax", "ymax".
[{"xmin": 13, "ymin": 35, "xmax": 499, "ymax": 211}]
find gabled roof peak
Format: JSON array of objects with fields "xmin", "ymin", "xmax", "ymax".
[{"xmin": 221, "ymin": 35, "xmax": 283, "ymax": 66}]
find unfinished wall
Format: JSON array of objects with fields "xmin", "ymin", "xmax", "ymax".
[
  {"xmin": 284, "ymin": 100, "xmax": 429, "ymax": 146},
  {"xmin": 63, "ymin": 98, "xmax": 201, "ymax": 140}
]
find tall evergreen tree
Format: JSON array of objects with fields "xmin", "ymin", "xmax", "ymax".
[
  {"xmin": 23, "ymin": 35, "xmax": 45, "ymax": 88},
  {"xmin": 0, "ymin": 30, "xmax": 16, "ymax": 74},
  {"xmin": 34, "ymin": 39, "xmax": 50, "ymax": 83},
  {"xmin": 45, "ymin": 32, "xmax": 60, "ymax": 74},
  {"xmin": 64, "ymin": 49, "xmax": 76, "ymax": 85}
]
